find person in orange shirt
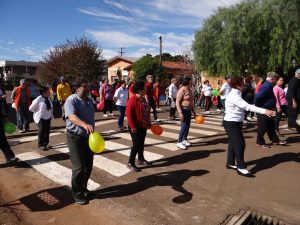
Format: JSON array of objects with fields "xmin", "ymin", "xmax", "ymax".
[{"xmin": 11, "ymin": 79, "xmax": 31, "ymax": 133}]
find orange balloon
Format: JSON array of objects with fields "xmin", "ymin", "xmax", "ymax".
[
  {"xmin": 150, "ymin": 124, "xmax": 163, "ymax": 135},
  {"xmin": 195, "ymin": 115, "xmax": 204, "ymax": 124}
]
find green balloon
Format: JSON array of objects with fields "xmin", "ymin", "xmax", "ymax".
[
  {"xmin": 4, "ymin": 122, "xmax": 16, "ymax": 134},
  {"xmin": 212, "ymin": 89, "xmax": 219, "ymax": 96}
]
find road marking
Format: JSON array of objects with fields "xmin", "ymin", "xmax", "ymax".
[
  {"xmin": 161, "ymin": 124, "xmax": 218, "ymax": 136},
  {"xmin": 8, "ymin": 132, "xmax": 62, "ymax": 145},
  {"xmin": 16, "ymin": 152, "xmax": 100, "ymax": 190},
  {"xmin": 57, "ymin": 147, "xmax": 131, "ymax": 177},
  {"xmin": 171, "ymin": 121, "xmax": 224, "ymax": 131},
  {"xmin": 104, "ymin": 141, "xmax": 163, "ymax": 161}
]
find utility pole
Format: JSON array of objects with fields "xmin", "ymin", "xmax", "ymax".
[
  {"xmin": 118, "ymin": 47, "xmax": 125, "ymax": 57},
  {"xmin": 159, "ymin": 36, "xmax": 162, "ymax": 62}
]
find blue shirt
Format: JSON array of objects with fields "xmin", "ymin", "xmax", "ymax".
[
  {"xmin": 64, "ymin": 94, "xmax": 95, "ymax": 137},
  {"xmin": 254, "ymin": 80, "xmax": 276, "ymax": 109}
]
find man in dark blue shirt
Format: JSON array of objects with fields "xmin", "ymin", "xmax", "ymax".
[{"xmin": 254, "ymin": 72, "xmax": 286, "ymax": 148}]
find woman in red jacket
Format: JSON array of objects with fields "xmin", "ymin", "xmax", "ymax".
[{"xmin": 126, "ymin": 80, "xmax": 152, "ymax": 172}]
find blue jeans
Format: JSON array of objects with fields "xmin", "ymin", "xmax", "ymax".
[
  {"xmin": 117, "ymin": 105, "xmax": 126, "ymax": 128},
  {"xmin": 178, "ymin": 108, "xmax": 191, "ymax": 143}
]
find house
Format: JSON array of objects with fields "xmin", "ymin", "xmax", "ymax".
[
  {"xmin": 0, "ymin": 60, "xmax": 39, "ymax": 81},
  {"xmin": 107, "ymin": 56, "xmax": 139, "ymax": 83}
]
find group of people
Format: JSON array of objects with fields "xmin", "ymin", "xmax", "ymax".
[{"xmin": 1, "ymin": 68, "xmax": 300, "ymax": 205}]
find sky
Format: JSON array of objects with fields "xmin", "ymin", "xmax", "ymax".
[{"xmin": 0, "ymin": 0, "xmax": 242, "ymax": 62}]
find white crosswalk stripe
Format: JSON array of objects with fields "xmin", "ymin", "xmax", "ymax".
[
  {"xmin": 161, "ymin": 124, "xmax": 218, "ymax": 136},
  {"xmin": 16, "ymin": 152, "xmax": 100, "ymax": 190},
  {"xmin": 57, "ymin": 147, "xmax": 131, "ymax": 177}
]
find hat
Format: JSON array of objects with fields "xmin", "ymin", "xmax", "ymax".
[
  {"xmin": 60, "ymin": 76, "xmax": 65, "ymax": 81},
  {"xmin": 20, "ymin": 79, "xmax": 26, "ymax": 85},
  {"xmin": 225, "ymin": 75, "xmax": 232, "ymax": 80},
  {"xmin": 295, "ymin": 69, "xmax": 300, "ymax": 74}
]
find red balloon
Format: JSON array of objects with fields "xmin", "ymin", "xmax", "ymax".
[
  {"xmin": 97, "ymin": 101, "xmax": 105, "ymax": 110},
  {"xmin": 91, "ymin": 90, "xmax": 99, "ymax": 97},
  {"xmin": 150, "ymin": 125, "xmax": 163, "ymax": 135},
  {"xmin": 195, "ymin": 115, "xmax": 204, "ymax": 124}
]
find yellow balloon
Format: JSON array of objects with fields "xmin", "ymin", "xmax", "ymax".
[{"xmin": 89, "ymin": 132, "xmax": 105, "ymax": 153}]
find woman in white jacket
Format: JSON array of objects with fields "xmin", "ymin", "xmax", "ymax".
[
  {"xmin": 29, "ymin": 87, "xmax": 53, "ymax": 151},
  {"xmin": 224, "ymin": 76, "xmax": 274, "ymax": 177}
]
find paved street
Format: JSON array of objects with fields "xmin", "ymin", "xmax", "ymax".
[{"xmin": 0, "ymin": 105, "xmax": 300, "ymax": 225}]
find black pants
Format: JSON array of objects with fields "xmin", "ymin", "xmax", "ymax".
[
  {"xmin": 148, "ymin": 97, "xmax": 158, "ymax": 120},
  {"xmin": 274, "ymin": 105, "xmax": 288, "ymax": 131},
  {"xmin": 170, "ymin": 98, "xmax": 176, "ymax": 117},
  {"xmin": 104, "ymin": 100, "xmax": 113, "ymax": 114},
  {"xmin": 0, "ymin": 119, "xmax": 16, "ymax": 161},
  {"xmin": 287, "ymin": 101, "xmax": 300, "ymax": 131},
  {"xmin": 129, "ymin": 128, "xmax": 147, "ymax": 165},
  {"xmin": 256, "ymin": 114, "xmax": 279, "ymax": 145},
  {"xmin": 204, "ymin": 96, "xmax": 211, "ymax": 111},
  {"xmin": 17, "ymin": 103, "xmax": 29, "ymax": 130},
  {"xmin": 38, "ymin": 118, "xmax": 51, "ymax": 148},
  {"xmin": 223, "ymin": 121, "xmax": 246, "ymax": 169},
  {"xmin": 66, "ymin": 131, "xmax": 94, "ymax": 199}
]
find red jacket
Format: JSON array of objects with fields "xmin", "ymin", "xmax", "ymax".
[
  {"xmin": 13, "ymin": 86, "xmax": 31, "ymax": 110},
  {"xmin": 126, "ymin": 95, "xmax": 150, "ymax": 130},
  {"xmin": 145, "ymin": 82, "xmax": 154, "ymax": 98}
]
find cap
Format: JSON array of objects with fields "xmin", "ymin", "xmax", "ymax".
[
  {"xmin": 295, "ymin": 69, "xmax": 300, "ymax": 74},
  {"xmin": 20, "ymin": 79, "xmax": 26, "ymax": 85}
]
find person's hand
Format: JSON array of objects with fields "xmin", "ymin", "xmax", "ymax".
[
  {"xmin": 179, "ymin": 113, "xmax": 184, "ymax": 121},
  {"xmin": 264, "ymin": 109, "xmax": 275, "ymax": 118},
  {"xmin": 277, "ymin": 107, "xmax": 281, "ymax": 113},
  {"xmin": 292, "ymin": 101, "xmax": 297, "ymax": 109},
  {"xmin": 84, "ymin": 124, "xmax": 94, "ymax": 134},
  {"xmin": 131, "ymin": 128, "xmax": 137, "ymax": 133}
]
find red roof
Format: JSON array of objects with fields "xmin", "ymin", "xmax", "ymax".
[{"xmin": 162, "ymin": 61, "xmax": 193, "ymax": 71}]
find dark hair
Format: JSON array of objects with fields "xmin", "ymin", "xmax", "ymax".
[
  {"xmin": 204, "ymin": 80, "xmax": 209, "ymax": 84},
  {"xmin": 229, "ymin": 76, "xmax": 244, "ymax": 89},
  {"xmin": 40, "ymin": 86, "xmax": 50, "ymax": 94},
  {"xmin": 133, "ymin": 80, "xmax": 145, "ymax": 94},
  {"xmin": 72, "ymin": 77, "xmax": 88, "ymax": 89},
  {"xmin": 182, "ymin": 77, "xmax": 192, "ymax": 86}
]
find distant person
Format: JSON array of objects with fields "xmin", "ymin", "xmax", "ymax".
[
  {"xmin": 56, "ymin": 76, "xmax": 72, "ymax": 120},
  {"xmin": 176, "ymin": 78, "xmax": 196, "ymax": 150},
  {"xmin": 254, "ymin": 72, "xmax": 286, "ymax": 148},
  {"xmin": 51, "ymin": 81, "xmax": 58, "ymax": 102},
  {"xmin": 65, "ymin": 77, "xmax": 95, "ymax": 205},
  {"xmin": 242, "ymin": 75, "xmax": 255, "ymax": 121},
  {"xmin": 216, "ymin": 80, "xmax": 223, "ymax": 111},
  {"xmin": 28, "ymin": 80, "xmax": 40, "ymax": 102},
  {"xmin": 145, "ymin": 75, "xmax": 160, "ymax": 122},
  {"xmin": 11, "ymin": 79, "xmax": 31, "ymax": 133},
  {"xmin": 224, "ymin": 76, "xmax": 274, "ymax": 177},
  {"xmin": 168, "ymin": 78, "xmax": 178, "ymax": 119},
  {"xmin": 99, "ymin": 78, "xmax": 114, "ymax": 117},
  {"xmin": 29, "ymin": 87, "xmax": 53, "ymax": 151},
  {"xmin": 113, "ymin": 80, "xmax": 128, "ymax": 130},
  {"xmin": 0, "ymin": 101, "xmax": 19, "ymax": 164},
  {"xmin": 200, "ymin": 80, "xmax": 212, "ymax": 113},
  {"xmin": 153, "ymin": 79, "xmax": 160, "ymax": 109},
  {"xmin": 286, "ymin": 68, "xmax": 300, "ymax": 133},
  {"xmin": 126, "ymin": 80, "xmax": 152, "ymax": 172}
]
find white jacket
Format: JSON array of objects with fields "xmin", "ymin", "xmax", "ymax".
[
  {"xmin": 29, "ymin": 95, "xmax": 53, "ymax": 123},
  {"xmin": 224, "ymin": 88, "xmax": 266, "ymax": 122}
]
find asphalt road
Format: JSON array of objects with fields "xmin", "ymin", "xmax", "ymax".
[{"xmin": 0, "ymin": 104, "xmax": 300, "ymax": 225}]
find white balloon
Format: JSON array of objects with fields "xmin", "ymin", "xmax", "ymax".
[{"xmin": 11, "ymin": 103, "xmax": 16, "ymax": 109}]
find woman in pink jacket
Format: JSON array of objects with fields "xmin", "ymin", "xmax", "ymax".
[{"xmin": 273, "ymin": 76, "xmax": 288, "ymax": 135}]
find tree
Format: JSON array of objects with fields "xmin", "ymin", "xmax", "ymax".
[
  {"xmin": 132, "ymin": 55, "xmax": 164, "ymax": 81},
  {"xmin": 193, "ymin": 0, "xmax": 300, "ymax": 77},
  {"xmin": 36, "ymin": 37, "xmax": 105, "ymax": 84}
]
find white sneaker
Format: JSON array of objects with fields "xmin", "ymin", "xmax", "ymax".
[
  {"xmin": 176, "ymin": 142, "xmax": 187, "ymax": 150},
  {"xmin": 103, "ymin": 114, "xmax": 108, "ymax": 117},
  {"xmin": 182, "ymin": 140, "xmax": 191, "ymax": 147},
  {"xmin": 109, "ymin": 113, "xmax": 114, "ymax": 116},
  {"xmin": 155, "ymin": 119, "xmax": 161, "ymax": 123}
]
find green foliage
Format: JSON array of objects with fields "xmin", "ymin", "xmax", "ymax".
[
  {"xmin": 193, "ymin": 0, "xmax": 300, "ymax": 76},
  {"xmin": 36, "ymin": 37, "xmax": 105, "ymax": 83},
  {"xmin": 132, "ymin": 55, "xmax": 164, "ymax": 81}
]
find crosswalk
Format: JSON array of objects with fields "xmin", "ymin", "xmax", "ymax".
[{"xmin": 9, "ymin": 114, "xmax": 227, "ymax": 187}]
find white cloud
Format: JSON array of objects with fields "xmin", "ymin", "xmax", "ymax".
[
  {"xmin": 7, "ymin": 41, "xmax": 14, "ymax": 45},
  {"xmin": 87, "ymin": 30, "xmax": 156, "ymax": 48},
  {"xmin": 77, "ymin": 7, "xmax": 132, "ymax": 23},
  {"xmin": 102, "ymin": 48, "xmax": 119, "ymax": 60}
]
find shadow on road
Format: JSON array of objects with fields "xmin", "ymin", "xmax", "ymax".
[
  {"xmin": 0, "ymin": 186, "xmax": 73, "ymax": 212},
  {"xmin": 95, "ymin": 169, "xmax": 209, "ymax": 204},
  {"xmin": 247, "ymin": 152, "xmax": 300, "ymax": 174}
]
